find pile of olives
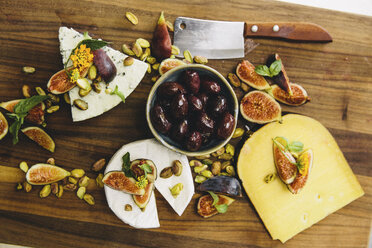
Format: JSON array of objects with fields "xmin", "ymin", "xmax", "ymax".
[{"xmin": 150, "ymin": 70, "xmax": 236, "ymax": 152}]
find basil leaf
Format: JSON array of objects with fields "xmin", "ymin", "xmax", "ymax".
[
  {"xmin": 269, "ymin": 59, "xmax": 282, "ymax": 77},
  {"xmin": 254, "ymin": 65, "xmax": 271, "ymax": 77},
  {"xmin": 288, "ymin": 141, "xmax": 304, "ymax": 153},
  {"xmin": 110, "ymin": 85, "xmax": 126, "ymax": 103},
  {"xmin": 80, "ymin": 39, "xmax": 108, "ymax": 51},
  {"xmin": 208, "ymin": 191, "xmax": 219, "ymax": 206},
  {"xmin": 14, "ymin": 95, "xmax": 49, "ymax": 114},
  {"xmin": 8, "ymin": 117, "xmax": 23, "ymax": 145},
  {"xmin": 122, "ymin": 152, "xmax": 132, "ymax": 177},
  {"xmin": 215, "ymin": 204, "xmax": 228, "ymax": 214},
  {"xmin": 139, "ymin": 164, "xmax": 152, "ymax": 174}
]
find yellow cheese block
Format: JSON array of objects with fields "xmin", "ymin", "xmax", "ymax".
[{"xmin": 237, "ymin": 114, "xmax": 364, "ymax": 243}]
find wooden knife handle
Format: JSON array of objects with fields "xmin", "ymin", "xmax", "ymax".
[{"xmin": 244, "ymin": 22, "xmax": 332, "ymax": 42}]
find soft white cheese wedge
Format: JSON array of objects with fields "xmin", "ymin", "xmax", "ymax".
[
  {"xmin": 104, "ymin": 139, "xmax": 194, "ymax": 228},
  {"xmin": 58, "ymin": 27, "xmax": 148, "ymax": 122}
]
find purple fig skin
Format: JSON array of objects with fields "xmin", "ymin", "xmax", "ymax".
[
  {"xmin": 171, "ymin": 94, "xmax": 188, "ymax": 120},
  {"xmin": 92, "ymin": 49, "xmax": 117, "ymax": 83},
  {"xmin": 266, "ymin": 53, "xmax": 292, "ymax": 95},
  {"xmin": 158, "ymin": 82, "xmax": 186, "ymax": 98},
  {"xmin": 151, "ymin": 104, "xmax": 172, "ymax": 134},
  {"xmin": 197, "ymin": 176, "xmax": 242, "ymax": 197},
  {"xmin": 196, "ymin": 112, "xmax": 215, "ymax": 134},
  {"xmin": 171, "ymin": 119, "xmax": 189, "ymax": 143},
  {"xmin": 184, "ymin": 70, "xmax": 200, "ymax": 94},
  {"xmin": 186, "ymin": 131, "xmax": 202, "ymax": 151},
  {"xmin": 207, "ymin": 95, "xmax": 228, "ymax": 118},
  {"xmin": 152, "ymin": 12, "xmax": 172, "ymax": 60},
  {"xmin": 201, "ymin": 79, "xmax": 221, "ymax": 95},
  {"xmin": 188, "ymin": 95, "xmax": 203, "ymax": 113},
  {"xmin": 217, "ymin": 112, "xmax": 235, "ymax": 139}
]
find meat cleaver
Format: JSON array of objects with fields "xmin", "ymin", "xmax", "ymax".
[{"xmin": 173, "ymin": 17, "xmax": 332, "ymax": 59}]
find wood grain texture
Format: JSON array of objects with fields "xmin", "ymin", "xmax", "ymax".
[{"xmin": 0, "ymin": 0, "xmax": 371, "ymax": 247}]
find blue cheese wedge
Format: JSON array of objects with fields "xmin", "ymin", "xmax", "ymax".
[{"xmin": 58, "ymin": 27, "xmax": 148, "ymax": 122}]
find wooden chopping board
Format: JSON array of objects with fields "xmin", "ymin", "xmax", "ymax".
[{"xmin": 0, "ymin": 0, "xmax": 371, "ymax": 247}]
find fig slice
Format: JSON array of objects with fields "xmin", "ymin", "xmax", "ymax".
[
  {"xmin": 197, "ymin": 176, "xmax": 242, "ymax": 197},
  {"xmin": 26, "ymin": 163, "xmax": 70, "ymax": 185},
  {"xmin": 273, "ymin": 137, "xmax": 297, "ymax": 184},
  {"xmin": 236, "ymin": 60, "xmax": 270, "ymax": 90},
  {"xmin": 133, "ymin": 182, "xmax": 154, "ymax": 210},
  {"xmin": 269, "ymin": 83, "xmax": 310, "ymax": 106},
  {"xmin": 266, "ymin": 53, "xmax": 292, "ymax": 95},
  {"xmin": 130, "ymin": 159, "xmax": 158, "ymax": 183},
  {"xmin": 197, "ymin": 194, "xmax": 235, "ymax": 218},
  {"xmin": 240, "ymin": 91, "xmax": 281, "ymax": 124},
  {"xmin": 0, "ymin": 100, "xmax": 45, "ymax": 125},
  {"xmin": 288, "ymin": 149, "xmax": 313, "ymax": 194},
  {"xmin": 21, "ymin": 126, "xmax": 55, "ymax": 152},
  {"xmin": 0, "ymin": 112, "xmax": 8, "ymax": 140},
  {"xmin": 47, "ymin": 69, "xmax": 77, "ymax": 94},
  {"xmin": 159, "ymin": 58, "xmax": 186, "ymax": 75},
  {"xmin": 102, "ymin": 171, "xmax": 145, "ymax": 195}
]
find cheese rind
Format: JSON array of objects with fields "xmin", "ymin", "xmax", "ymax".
[
  {"xmin": 58, "ymin": 27, "xmax": 148, "ymax": 122},
  {"xmin": 237, "ymin": 114, "xmax": 364, "ymax": 243}
]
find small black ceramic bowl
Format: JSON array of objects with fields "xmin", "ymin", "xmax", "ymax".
[{"xmin": 146, "ymin": 64, "xmax": 238, "ymax": 156}]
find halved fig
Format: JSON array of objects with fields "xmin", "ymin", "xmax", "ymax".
[
  {"xmin": 0, "ymin": 100, "xmax": 45, "ymax": 125},
  {"xmin": 26, "ymin": 163, "xmax": 70, "ymax": 185},
  {"xmin": 288, "ymin": 149, "xmax": 313, "ymax": 194},
  {"xmin": 47, "ymin": 69, "xmax": 77, "ymax": 94},
  {"xmin": 197, "ymin": 176, "xmax": 242, "ymax": 197},
  {"xmin": 266, "ymin": 54, "xmax": 292, "ymax": 95},
  {"xmin": 236, "ymin": 60, "xmax": 270, "ymax": 90},
  {"xmin": 269, "ymin": 83, "xmax": 310, "ymax": 106},
  {"xmin": 273, "ymin": 137, "xmax": 297, "ymax": 184},
  {"xmin": 102, "ymin": 171, "xmax": 145, "ymax": 195},
  {"xmin": 159, "ymin": 58, "xmax": 186, "ymax": 75},
  {"xmin": 133, "ymin": 182, "xmax": 154, "ymax": 210},
  {"xmin": 130, "ymin": 159, "xmax": 157, "ymax": 183},
  {"xmin": 0, "ymin": 112, "xmax": 8, "ymax": 140},
  {"xmin": 197, "ymin": 194, "xmax": 235, "ymax": 218},
  {"xmin": 240, "ymin": 91, "xmax": 281, "ymax": 124},
  {"xmin": 21, "ymin": 126, "xmax": 55, "ymax": 152}
]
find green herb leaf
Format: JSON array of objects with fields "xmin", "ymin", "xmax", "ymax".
[
  {"xmin": 139, "ymin": 164, "xmax": 152, "ymax": 174},
  {"xmin": 8, "ymin": 115, "xmax": 23, "ymax": 144},
  {"xmin": 122, "ymin": 152, "xmax": 132, "ymax": 177},
  {"xmin": 255, "ymin": 65, "xmax": 271, "ymax": 77},
  {"xmin": 215, "ymin": 204, "xmax": 228, "ymax": 213},
  {"xmin": 208, "ymin": 191, "xmax": 219, "ymax": 206},
  {"xmin": 110, "ymin": 85, "xmax": 126, "ymax": 103},
  {"xmin": 269, "ymin": 59, "xmax": 282, "ymax": 77},
  {"xmin": 14, "ymin": 95, "xmax": 49, "ymax": 115},
  {"xmin": 80, "ymin": 39, "xmax": 109, "ymax": 51},
  {"xmin": 288, "ymin": 141, "xmax": 304, "ymax": 153}
]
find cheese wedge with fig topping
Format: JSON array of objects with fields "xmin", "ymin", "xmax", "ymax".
[{"xmin": 237, "ymin": 114, "xmax": 364, "ymax": 243}]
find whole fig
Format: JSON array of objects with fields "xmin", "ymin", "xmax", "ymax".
[
  {"xmin": 151, "ymin": 104, "xmax": 172, "ymax": 134},
  {"xmin": 217, "ymin": 112, "xmax": 235, "ymax": 139},
  {"xmin": 171, "ymin": 94, "xmax": 188, "ymax": 120},
  {"xmin": 185, "ymin": 131, "xmax": 202, "ymax": 151},
  {"xmin": 93, "ymin": 49, "xmax": 117, "ymax": 83},
  {"xmin": 183, "ymin": 70, "xmax": 200, "ymax": 94}
]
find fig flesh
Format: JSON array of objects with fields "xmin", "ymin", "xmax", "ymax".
[
  {"xmin": 267, "ymin": 54, "xmax": 292, "ymax": 95},
  {"xmin": 273, "ymin": 137, "xmax": 297, "ymax": 184},
  {"xmin": 47, "ymin": 69, "xmax": 77, "ymax": 94},
  {"xmin": 102, "ymin": 171, "xmax": 145, "ymax": 195},
  {"xmin": 0, "ymin": 112, "xmax": 8, "ymax": 140},
  {"xmin": 133, "ymin": 182, "xmax": 154, "ymax": 210},
  {"xmin": 198, "ymin": 176, "xmax": 242, "ymax": 197},
  {"xmin": 0, "ymin": 100, "xmax": 45, "ymax": 125},
  {"xmin": 197, "ymin": 194, "xmax": 235, "ymax": 218},
  {"xmin": 288, "ymin": 149, "xmax": 313, "ymax": 194},
  {"xmin": 21, "ymin": 126, "xmax": 55, "ymax": 152},
  {"xmin": 159, "ymin": 58, "xmax": 186, "ymax": 75},
  {"xmin": 236, "ymin": 60, "xmax": 270, "ymax": 90},
  {"xmin": 270, "ymin": 83, "xmax": 310, "ymax": 106},
  {"xmin": 93, "ymin": 49, "xmax": 117, "ymax": 83},
  {"xmin": 240, "ymin": 91, "xmax": 281, "ymax": 124},
  {"xmin": 130, "ymin": 159, "xmax": 158, "ymax": 183},
  {"xmin": 26, "ymin": 163, "xmax": 70, "ymax": 185}
]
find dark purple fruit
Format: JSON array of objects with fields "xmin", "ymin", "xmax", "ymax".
[
  {"xmin": 217, "ymin": 112, "xmax": 235, "ymax": 139},
  {"xmin": 158, "ymin": 82, "xmax": 186, "ymax": 98},
  {"xmin": 151, "ymin": 104, "xmax": 172, "ymax": 134},
  {"xmin": 186, "ymin": 131, "xmax": 202, "ymax": 151},
  {"xmin": 171, "ymin": 119, "xmax": 189, "ymax": 143},
  {"xmin": 155, "ymin": 97, "xmax": 172, "ymax": 112},
  {"xmin": 207, "ymin": 95, "xmax": 228, "ymax": 118},
  {"xmin": 188, "ymin": 95, "xmax": 203, "ymax": 112},
  {"xmin": 184, "ymin": 70, "xmax": 200, "ymax": 94},
  {"xmin": 198, "ymin": 176, "xmax": 242, "ymax": 197},
  {"xmin": 171, "ymin": 94, "xmax": 188, "ymax": 120},
  {"xmin": 201, "ymin": 132, "xmax": 212, "ymax": 145},
  {"xmin": 197, "ymin": 93, "xmax": 209, "ymax": 110},
  {"xmin": 196, "ymin": 112, "xmax": 215, "ymax": 134},
  {"xmin": 201, "ymin": 79, "xmax": 221, "ymax": 94},
  {"xmin": 92, "ymin": 49, "xmax": 117, "ymax": 83}
]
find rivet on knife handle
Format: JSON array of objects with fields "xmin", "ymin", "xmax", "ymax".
[{"xmin": 244, "ymin": 22, "xmax": 332, "ymax": 42}]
